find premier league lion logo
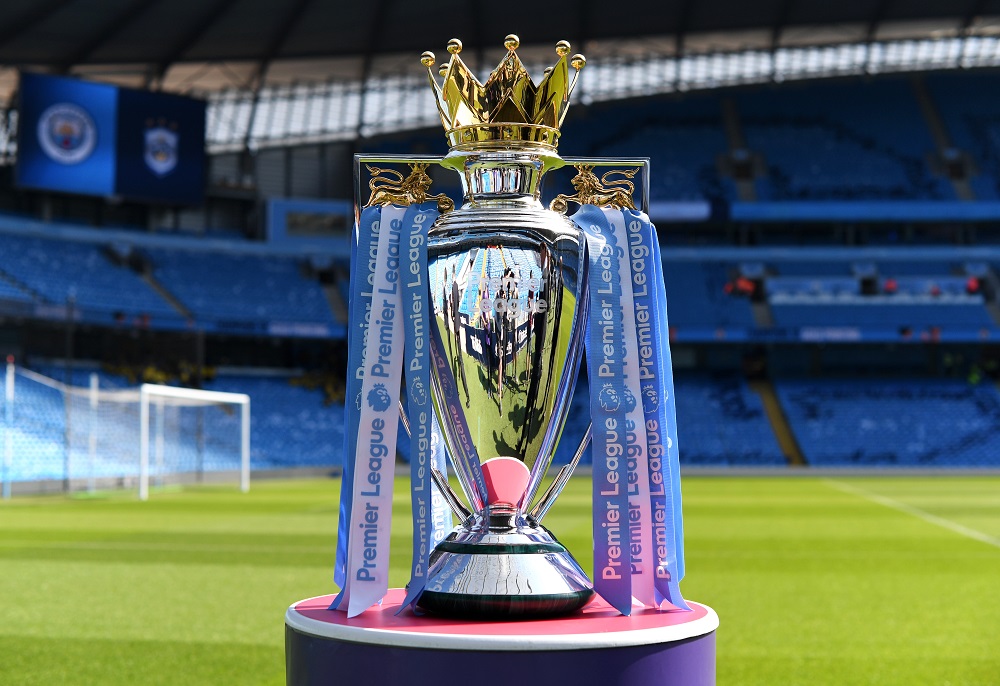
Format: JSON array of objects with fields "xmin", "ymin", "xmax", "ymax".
[
  {"xmin": 367, "ymin": 383, "xmax": 392, "ymax": 412},
  {"xmin": 623, "ymin": 387, "xmax": 637, "ymax": 414},
  {"xmin": 641, "ymin": 384, "xmax": 659, "ymax": 411},
  {"xmin": 598, "ymin": 383, "xmax": 621, "ymax": 413},
  {"xmin": 355, "ymin": 391, "xmax": 363, "ymax": 411},
  {"xmin": 410, "ymin": 378, "xmax": 428, "ymax": 406}
]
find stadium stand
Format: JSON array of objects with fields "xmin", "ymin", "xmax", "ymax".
[
  {"xmin": 5, "ymin": 61, "xmax": 1000, "ymax": 485},
  {"xmin": 0, "ymin": 233, "xmax": 177, "ymax": 318},
  {"xmin": 737, "ymin": 79, "xmax": 953, "ymax": 201},
  {"xmin": 0, "ymin": 219, "xmax": 343, "ymax": 335},
  {"xmin": 580, "ymin": 98, "xmax": 727, "ymax": 200},
  {"xmin": 775, "ymin": 377, "xmax": 1000, "ymax": 466},
  {"xmin": 924, "ymin": 72, "xmax": 1000, "ymax": 201},
  {"xmin": 673, "ymin": 372, "xmax": 787, "ymax": 465},
  {"xmin": 663, "ymin": 262, "xmax": 756, "ymax": 329},
  {"xmin": 556, "ymin": 372, "xmax": 787, "ymax": 467},
  {"xmin": 144, "ymin": 248, "xmax": 335, "ymax": 327}
]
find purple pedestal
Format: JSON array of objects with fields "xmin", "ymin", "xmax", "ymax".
[{"xmin": 285, "ymin": 589, "xmax": 718, "ymax": 686}]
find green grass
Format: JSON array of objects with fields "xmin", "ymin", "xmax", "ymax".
[{"xmin": 1, "ymin": 476, "xmax": 999, "ymax": 684}]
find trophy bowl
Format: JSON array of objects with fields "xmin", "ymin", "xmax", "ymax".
[
  {"xmin": 418, "ymin": 161, "xmax": 593, "ymax": 617},
  {"xmin": 406, "ymin": 35, "xmax": 599, "ymax": 619}
]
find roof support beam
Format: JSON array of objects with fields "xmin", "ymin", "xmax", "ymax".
[
  {"xmin": 353, "ymin": 0, "xmax": 390, "ymax": 142},
  {"xmin": 0, "ymin": 0, "xmax": 78, "ymax": 53},
  {"xmin": 961, "ymin": 0, "xmax": 989, "ymax": 31},
  {"xmin": 865, "ymin": 0, "xmax": 894, "ymax": 43},
  {"xmin": 470, "ymin": 0, "xmax": 486, "ymax": 76},
  {"xmin": 770, "ymin": 0, "xmax": 796, "ymax": 81},
  {"xmin": 57, "ymin": 0, "xmax": 162, "ymax": 72},
  {"xmin": 241, "ymin": 0, "xmax": 316, "ymax": 149},
  {"xmin": 863, "ymin": 0, "xmax": 894, "ymax": 72},
  {"xmin": 957, "ymin": 0, "xmax": 989, "ymax": 65},
  {"xmin": 149, "ymin": 0, "xmax": 243, "ymax": 87},
  {"xmin": 771, "ymin": 0, "xmax": 796, "ymax": 51},
  {"xmin": 245, "ymin": 0, "xmax": 315, "ymax": 93},
  {"xmin": 673, "ymin": 0, "xmax": 694, "ymax": 88}
]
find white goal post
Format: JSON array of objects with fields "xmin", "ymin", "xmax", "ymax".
[{"xmin": 139, "ymin": 384, "xmax": 251, "ymax": 501}]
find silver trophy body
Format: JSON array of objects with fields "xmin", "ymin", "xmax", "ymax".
[{"xmin": 417, "ymin": 151, "xmax": 594, "ymax": 618}]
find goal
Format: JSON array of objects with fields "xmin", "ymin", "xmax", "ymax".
[
  {"xmin": 138, "ymin": 384, "xmax": 251, "ymax": 501},
  {"xmin": 1, "ymin": 363, "xmax": 250, "ymax": 500}
]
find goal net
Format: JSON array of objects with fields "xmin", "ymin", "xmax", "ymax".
[{"xmin": 1, "ymin": 364, "xmax": 250, "ymax": 500}]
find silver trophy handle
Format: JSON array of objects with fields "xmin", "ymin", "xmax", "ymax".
[
  {"xmin": 399, "ymin": 400, "xmax": 471, "ymax": 521},
  {"xmin": 398, "ymin": 399, "xmax": 411, "ymax": 436},
  {"xmin": 431, "ymin": 467, "xmax": 472, "ymax": 521},
  {"xmin": 528, "ymin": 422, "xmax": 592, "ymax": 522}
]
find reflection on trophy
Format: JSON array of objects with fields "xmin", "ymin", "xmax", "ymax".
[{"xmin": 416, "ymin": 35, "xmax": 594, "ymax": 617}]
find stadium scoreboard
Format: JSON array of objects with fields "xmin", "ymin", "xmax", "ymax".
[{"xmin": 16, "ymin": 72, "xmax": 206, "ymax": 205}]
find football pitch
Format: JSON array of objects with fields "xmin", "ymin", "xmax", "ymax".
[{"xmin": 0, "ymin": 475, "xmax": 998, "ymax": 685}]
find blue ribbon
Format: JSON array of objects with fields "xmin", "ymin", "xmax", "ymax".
[
  {"xmin": 577, "ymin": 204, "xmax": 634, "ymax": 616},
  {"xmin": 647, "ymin": 218, "xmax": 687, "ymax": 585},
  {"xmin": 621, "ymin": 208, "xmax": 689, "ymax": 610},
  {"xmin": 398, "ymin": 203, "xmax": 438, "ymax": 612},
  {"xmin": 330, "ymin": 205, "xmax": 381, "ymax": 608}
]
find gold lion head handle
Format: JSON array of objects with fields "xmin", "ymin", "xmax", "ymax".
[
  {"xmin": 549, "ymin": 165, "xmax": 639, "ymax": 213},
  {"xmin": 365, "ymin": 163, "xmax": 454, "ymax": 213}
]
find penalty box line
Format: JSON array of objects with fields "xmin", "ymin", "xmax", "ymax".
[{"xmin": 825, "ymin": 479, "xmax": 1000, "ymax": 551}]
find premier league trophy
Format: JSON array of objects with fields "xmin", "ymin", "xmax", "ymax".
[
  {"xmin": 327, "ymin": 33, "xmax": 688, "ymax": 623},
  {"xmin": 287, "ymin": 33, "xmax": 718, "ymax": 686},
  {"xmin": 416, "ymin": 35, "xmax": 593, "ymax": 617}
]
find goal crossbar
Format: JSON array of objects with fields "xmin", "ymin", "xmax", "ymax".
[{"xmin": 138, "ymin": 383, "xmax": 251, "ymax": 501}]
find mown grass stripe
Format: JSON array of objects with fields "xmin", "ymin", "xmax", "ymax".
[{"xmin": 825, "ymin": 479, "xmax": 1000, "ymax": 550}]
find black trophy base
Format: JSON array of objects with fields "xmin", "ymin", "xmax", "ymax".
[
  {"xmin": 415, "ymin": 522, "xmax": 595, "ymax": 619},
  {"xmin": 417, "ymin": 588, "xmax": 594, "ymax": 619}
]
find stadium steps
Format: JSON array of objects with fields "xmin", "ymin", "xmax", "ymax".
[
  {"xmin": 0, "ymin": 266, "xmax": 46, "ymax": 303},
  {"xmin": 982, "ymin": 268, "xmax": 1000, "ymax": 327},
  {"xmin": 720, "ymin": 98, "xmax": 757, "ymax": 202},
  {"xmin": 747, "ymin": 379, "xmax": 806, "ymax": 466},
  {"xmin": 751, "ymin": 301, "xmax": 773, "ymax": 327},
  {"xmin": 322, "ymin": 282, "xmax": 349, "ymax": 325},
  {"xmin": 139, "ymin": 272, "xmax": 193, "ymax": 319},
  {"xmin": 986, "ymin": 302, "xmax": 1000, "ymax": 328},
  {"xmin": 912, "ymin": 76, "xmax": 976, "ymax": 200}
]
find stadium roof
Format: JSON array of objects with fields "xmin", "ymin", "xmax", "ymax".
[
  {"xmin": 3, "ymin": 0, "xmax": 1000, "ymax": 152},
  {"xmin": 2, "ymin": 0, "xmax": 1000, "ymax": 91}
]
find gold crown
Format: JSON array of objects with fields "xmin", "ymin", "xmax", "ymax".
[{"xmin": 421, "ymin": 35, "xmax": 585, "ymax": 153}]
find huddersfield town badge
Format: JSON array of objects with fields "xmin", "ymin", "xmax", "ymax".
[
  {"xmin": 37, "ymin": 103, "xmax": 97, "ymax": 165},
  {"xmin": 144, "ymin": 120, "xmax": 179, "ymax": 176}
]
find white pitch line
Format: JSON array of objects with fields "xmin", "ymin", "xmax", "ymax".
[{"xmin": 825, "ymin": 479, "xmax": 1000, "ymax": 550}]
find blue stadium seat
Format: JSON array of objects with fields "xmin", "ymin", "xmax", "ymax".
[
  {"xmin": 663, "ymin": 262, "xmax": 756, "ymax": 328},
  {"xmin": 776, "ymin": 377, "xmax": 1000, "ymax": 466},
  {"xmin": 146, "ymin": 249, "xmax": 334, "ymax": 326},
  {"xmin": 554, "ymin": 372, "xmax": 786, "ymax": 467},
  {"xmin": 925, "ymin": 73, "xmax": 1000, "ymax": 200},
  {"xmin": 736, "ymin": 79, "xmax": 952, "ymax": 201},
  {"xmin": 0, "ymin": 234, "xmax": 175, "ymax": 317}
]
